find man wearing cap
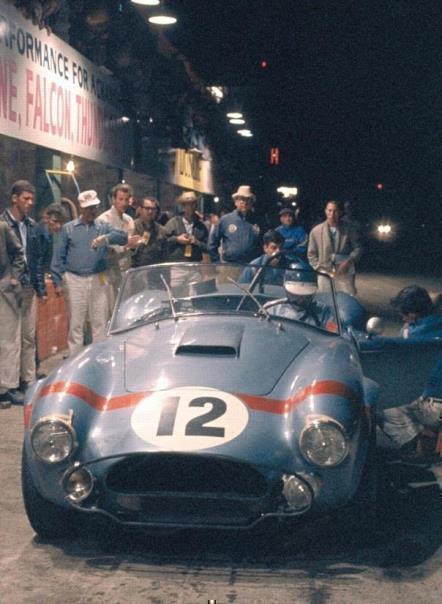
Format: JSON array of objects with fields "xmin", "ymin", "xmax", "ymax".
[
  {"xmin": 164, "ymin": 191, "xmax": 208, "ymax": 262},
  {"xmin": 208, "ymin": 185, "xmax": 261, "ymax": 263},
  {"xmin": 51, "ymin": 190, "xmax": 128, "ymax": 356},
  {"xmin": 98, "ymin": 183, "xmax": 139, "ymax": 316},
  {"xmin": 0, "ymin": 180, "xmax": 37, "ymax": 403},
  {"xmin": 164, "ymin": 191, "xmax": 208, "ymax": 287},
  {"xmin": 307, "ymin": 200, "xmax": 362, "ymax": 295},
  {"xmin": 275, "ymin": 207, "xmax": 308, "ymax": 263}
]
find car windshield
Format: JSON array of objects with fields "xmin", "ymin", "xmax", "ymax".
[{"xmin": 109, "ymin": 263, "xmax": 340, "ymax": 334}]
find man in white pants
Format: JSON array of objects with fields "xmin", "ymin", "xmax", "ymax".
[
  {"xmin": 51, "ymin": 190, "xmax": 128, "ymax": 356},
  {"xmin": 0, "ymin": 222, "xmax": 25, "ymax": 408},
  {"xmin": 98, "ymin": 183, "xmax": 139, "ymax": 316}
]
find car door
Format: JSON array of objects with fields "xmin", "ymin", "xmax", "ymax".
[{"xmin": 357, "ymin": 336, "xmax": 442, "ymax": 410}]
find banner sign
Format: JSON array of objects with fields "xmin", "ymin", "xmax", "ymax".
[
  {"xmin": 170, "ymin": 149, "xmax": 214, "ymax": 194},
  {"xmin": 0, "ymin": 1, "xmax": 131, "ymax": 167}
]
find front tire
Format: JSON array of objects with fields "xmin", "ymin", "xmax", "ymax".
[{"xmin": 21, "ymin": 448, "xmax": 77, "ymax": 539}]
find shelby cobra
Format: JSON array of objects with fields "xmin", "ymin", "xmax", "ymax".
[{"xmin": 22, "ymin": 263, "xmax": 441, "ymax": 538}]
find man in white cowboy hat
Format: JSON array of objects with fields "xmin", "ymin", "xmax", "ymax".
[
  {"xmin": 164, "ymin": 190, "xmax": 208, "ymax": 287},
  {"xmin": 208, "ymin": 185, "xmax": 261, "ymax": 263},
  {"xmin": 51, "ymin": 190, "xmax": 128, "ymax": 356}
]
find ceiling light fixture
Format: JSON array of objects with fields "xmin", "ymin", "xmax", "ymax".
[
  {"xmin": 131, "ymin": 1, "xmax": 160, "ymax": 6},
  {"xmin": 148, "ymin": 3, "xmax": 177, "ymax": 25},
  {"xmin": 229, "ymin": 118, "xmax": 245, "ymax": 125},
  {"xmin": 238, "ymin": 129, "xmax": 253, "ymax": 137},
  {"xmin": 227, "ymin": 112, "xmax": 243, "ymax": 119}
]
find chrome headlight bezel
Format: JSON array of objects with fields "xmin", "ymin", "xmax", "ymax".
[
  {"xmin": 31, "ymin": 417, "xmax": 77, "ymax": 464},
  {"xmin": 63, "ymin": 465, "xmax": 95, "ymax": 503},
  {"xmin": 299, "ymin": 419, "xmax": 349, "ymax": 467}
]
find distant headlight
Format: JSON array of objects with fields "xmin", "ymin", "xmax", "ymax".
[
  {"xmin": 300, "ymin": 420, "xmax": 349, "ymax": 467},
  {"xmin": 31, "ymin": 418, "xmax": 77, "ymax": 464}
]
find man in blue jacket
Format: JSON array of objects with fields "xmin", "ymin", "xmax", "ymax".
[
  {"xmin": 52, "ymin": 190, "xmax": 128, "ymax": 356},
  {"xmin": 380, "ymin": 285, "xmax": 442, "ymax": 462},
  {"xmin": 275, "ymin": 207, "xmax": 308, "ymax": 262},
  {"xmin": 208, "ymin": 185, "xmax": 260, "ymax": 263}
]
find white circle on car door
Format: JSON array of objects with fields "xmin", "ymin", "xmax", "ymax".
[{"xmin": 131, "ymin": 387, "xmax": 249, "ymax": 451}]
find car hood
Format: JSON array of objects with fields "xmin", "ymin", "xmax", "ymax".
[{"xmin": 124, "ymin": 316, "xmax": 310, "ymax": 396}]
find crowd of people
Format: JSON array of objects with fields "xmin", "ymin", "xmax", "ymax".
[{"xmin": 0, "ymin": 178, "xmax": 439, "ymax": 465}]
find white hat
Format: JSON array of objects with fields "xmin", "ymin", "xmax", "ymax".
[
  {"xmin": 177, "ymin": 191, "xmax": 198, "ymax": 204},
  {"xmin": 232, "ymin": 185, "xmax": 256, "ymax": 202},
  {"xmin": 78, "ymin": 190, "xmax": 100, "ymax": 208}
]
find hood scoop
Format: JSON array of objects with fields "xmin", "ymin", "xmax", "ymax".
[{"xmin": 175, "ymin": 324, "xmax": 244, "ymax": 358}]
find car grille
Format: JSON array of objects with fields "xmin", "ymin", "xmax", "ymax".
[
  {"xmin": 106, "ymin": 453, "xmax": 268, "ymax": 497},
  {"xmin": 99, "ymin": 454, "xmax": 275, "ymax": 527}
]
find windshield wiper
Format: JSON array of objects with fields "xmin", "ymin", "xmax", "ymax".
[
  {"xmin": 160, "ymin": 273, "xmax": 178, "ymax": 321},
  {"xmin": 227, "ymin": 277, "xmax": 271, "ymax": 320}
]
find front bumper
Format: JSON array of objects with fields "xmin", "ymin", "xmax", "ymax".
[{"xmin": 60, "ymin": 452, "xmax": 318, "ymax": 530}]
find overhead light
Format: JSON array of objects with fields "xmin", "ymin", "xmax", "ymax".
[
  {"xmin": 121, "ymin": 116, "xmax": 130, "ymax": 123},
  {"xmin": 229, "ymin": 118, "xmax": 245, "ymax": 125},
  {"xmin": 277, "ymin": 186, "xmax": 298, "ymax": 198},
  {"xmin": 148, "ymin": 4, "xmax": 177, "ymax": 25},
  {"xmin": 238, "ymin": 129, "xmax": 253, "ymax": 137},
  {"xmin": 131, "ymin": 1, "xmax": 160, "ymax": 5},
  {"xmin": 227, "ymin": 112, "xmax": 243, "ymax": 119},
  {"xmin": 66, "ymin": 160, "xmax": 75, "ymax": 173},
  {"xmin": 208, "ymin": 86, "xmax": 224, "ymax": 102}
]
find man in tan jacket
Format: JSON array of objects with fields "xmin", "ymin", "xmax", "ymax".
[{"xmin": 307, "ymin": 200, "xmax": 362, "ymax": 295}]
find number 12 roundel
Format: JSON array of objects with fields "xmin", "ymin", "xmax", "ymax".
[{"xmin": 131, "ymin": 387, "xmax": 249, "ymax": 451}]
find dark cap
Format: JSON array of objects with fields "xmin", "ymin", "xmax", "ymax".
[
  {"xmin": 390, "ymin": 285, "xmax": 434, "ymax": 316},
  {"xmin": 279, "ymin": 207, "xmax": 295, "ymax": 217}
]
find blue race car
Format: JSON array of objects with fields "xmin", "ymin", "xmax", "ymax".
[{"xmin": 21, "ymin": 263, "xmax": 441, "ymax": 538}]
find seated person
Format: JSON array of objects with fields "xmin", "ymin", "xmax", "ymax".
[
  {"xmin": 379, "ymin": 285, "xmax": 442, "ymax": 462},
  {"xmin": 239, "ymin": 229, "xmax": 289, "ymax": 286},
  {"xmin": 265, "ymin": 266, "xmax": 338, "ymax": 332}
]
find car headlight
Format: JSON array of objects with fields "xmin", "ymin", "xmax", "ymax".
[
  {"xmin": 63, "ymin": 466, "xmax": 94, "ymax": 503},
  {"xmin": 31, "ymin": 418, "xmax": 77, "ymax": 464},
  {"xmin": 300, "ymin": 419, "xmax": 349, "ymax": 467}
]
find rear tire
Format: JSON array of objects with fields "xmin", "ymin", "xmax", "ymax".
[{"xmin": 21, "ymin": 448, "xmax": 78, "ymax": 539}]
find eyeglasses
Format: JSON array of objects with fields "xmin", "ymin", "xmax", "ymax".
[
  {"xmin": 236, "ymin": 196, "xmax": 251, "ymax": 202},
  {"xmin": 141, "ymin": 206, "xmax": 156, "ymax": 211}
]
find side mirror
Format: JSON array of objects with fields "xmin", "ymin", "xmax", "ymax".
[{"xmin": 366, "ymin": 316, "xmax": 384, "ymax": 337}]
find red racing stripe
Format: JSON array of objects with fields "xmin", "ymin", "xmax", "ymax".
[
  {"xmin": 37, "ymin": 381, "xmax": 148, "ymax": 411},
  {"xmin": 239, "ymin": 380, "xmax": 359, "ymax": 414},
  {"xmin": 36, "ymin": 379, "xmax": 358, "ymax": 415}
]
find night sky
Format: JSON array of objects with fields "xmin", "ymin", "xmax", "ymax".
[{"xmin": 166, "ymin": 0, "xmax": 442, "ymax": 238}]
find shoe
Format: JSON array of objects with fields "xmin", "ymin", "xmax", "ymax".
[
  {"xmin": 7, "ymin": 388, "xmax": 24, "ymax": 405},
  {"xmin": 0, "ymin": 393, "xmax": 11, "ymax": 409},
  {"xmin": 399, "ymin": 433, "xmax": 439, "ymax": 465}
]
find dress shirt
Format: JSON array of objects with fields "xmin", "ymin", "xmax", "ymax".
[
  {"xmin": 51, "ymin": 218, "xmax": 127, "ymax": 286},
  {"xmin": 98, "ymin": 207, "xmax": 134, "ymax": 271}
]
